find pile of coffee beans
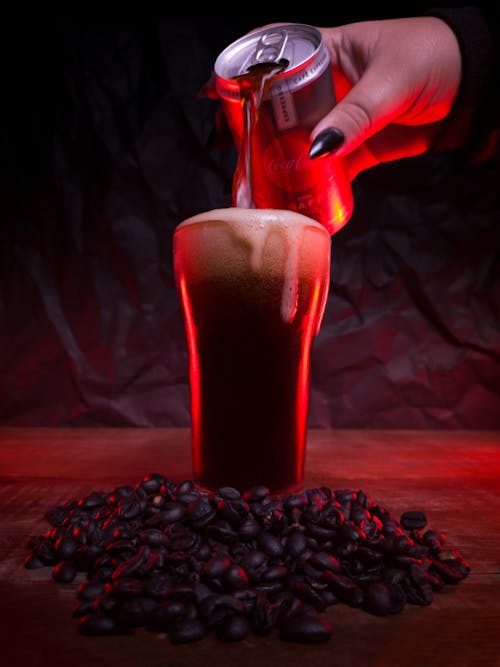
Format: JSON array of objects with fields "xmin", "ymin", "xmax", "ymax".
[{"xmin": 24, "ymin": 474, "xmax": 470, "ymax": 644}]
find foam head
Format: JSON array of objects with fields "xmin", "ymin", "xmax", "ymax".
[{"xmin": 174, "ymin": 207, "xmax": 331, "ymax": 323}]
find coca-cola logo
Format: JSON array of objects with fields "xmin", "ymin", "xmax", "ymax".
[
  {"xmin": 262, "ymin": 135, "xmax": 316, "ymax": 192},
  {"xmin": 267, "ymin": 154, "xmax": 309, "ymax": 174}
]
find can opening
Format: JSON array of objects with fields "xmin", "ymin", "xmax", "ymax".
[
  {"xmin": 246, "ymin": 58, "xmax": 289, "ymax": 74},
  {"xmin": 251, "ymin": 30, "xmax": 289, "ymax": 68}
]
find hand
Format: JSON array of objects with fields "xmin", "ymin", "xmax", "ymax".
[{"xmin": 310, "ymin": 17, "xmax": 462, "ymax": 179}]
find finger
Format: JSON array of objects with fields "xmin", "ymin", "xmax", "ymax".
[{"xmin": 309, "ymin": 65, "xmax": 410, "ymax": 159}]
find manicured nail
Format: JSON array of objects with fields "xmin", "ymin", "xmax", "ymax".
[{"xmin": 309, "ymin": 128, "xmax": 345, "ymax": 159}]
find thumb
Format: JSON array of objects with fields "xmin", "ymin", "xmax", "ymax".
[{"xmin": 309, "ymin": 64, "xmax": 407, "ymax": 160}]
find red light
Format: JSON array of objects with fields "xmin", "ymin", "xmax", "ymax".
[{"xmin": 178, "ymin": 274, "xmax": 201, "ymax": 474}]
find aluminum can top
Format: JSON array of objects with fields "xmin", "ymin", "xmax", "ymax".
[{"xmin": 214, "ymin": 23, "xmax": 329, "ymax": 100}]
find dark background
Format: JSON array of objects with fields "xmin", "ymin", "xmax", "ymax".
[{"xmin": 0, "ymin": 10, "xmax": 499, "ymax": 429}]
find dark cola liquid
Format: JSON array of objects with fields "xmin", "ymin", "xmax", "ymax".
[
  {"xmin": 174, "ymin": 210, "xmax": 330, "ymax": 494},
  {"xmin": 189, "ymin": 275, "xmax": 307, "ymax": 493}
]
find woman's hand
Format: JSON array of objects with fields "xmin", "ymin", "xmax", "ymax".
[{"xmin": 309, "ymin": 17, "xmax": 462, "ymax": 179}]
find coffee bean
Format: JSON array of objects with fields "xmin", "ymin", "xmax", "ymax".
[
  {"xmin": 53, "ymin": 560, "xmax": 77, "ymax": 583},
  {"xmin": 243, "ymin": 485, "xmax": 269, "ymax": 502},
  {"xmin": 216, "ymin": 613, "xmax": 250, "ymax": 642},
  {"xmin": 147, "ymin": 600, "xmax": 186, "ymax": 632},
  {"xmin": 54, "ymin": 536, "xmax": 78, "ymax": 560},
  {"xmin": 78, "ymin": 580, "xmax": 105, "ymax": 601},
  {"xmin": 79, "ymin": 613, "xmax": 128, "ymax": 636},
  {"xmin": 203, "ymin": 554, "xmax": 232, "ymax": 579},
  {"xmin": 400, "ymin": 511, "xmax": 427, "ymax": 531},
  {"xmin": 280, "ymin": 611, "xmax": 333, "ymax": 643},
  {"xmin": 24, "ymin": 553, "xmax": 46, "ymax": 569},
  {"xmin": 252, "ymin": 591, "xmax": 280, "ymax": 635},
  {"xmin": 217, "ymin": 487, "xmax": 242, "ymax": 501},
  {"xmin": 257, "ymin": 531, "xmax": 283, "ymax": 558},
  {"xmin": 223, "ymin": 565, "xmax": 248, "ymax": 591},
  {"xmin": 170, "ymin": 619, "xmax": 207, "ymax": 644}
]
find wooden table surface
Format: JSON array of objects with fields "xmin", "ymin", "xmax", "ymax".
[{"xmin": 1, "ymin": 427, "xmax": 499, "ymax": 667}]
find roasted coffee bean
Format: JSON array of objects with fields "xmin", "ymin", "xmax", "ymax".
[
  {"xmin": 308, "ymin": 552, "xmax": 341, "ymax": 573},
  {"xmin": 160, "ymin": 503, "xmax": 187, "ymax": 525},
  {"xmin": 252, "ymin": 591, "xmax": 280, "ymax": 635},
  {"xmin": 116, "ymin": 598, "xmax": 148, "ymax": 627},
  {"xmin": 73, "ymin": 599, "xmax": 96, "ymax": 617},
  {"xmin": 217, "ymin": 487, "xmax": 242, "ymax": 501},
  {"xmin": 24, "ymin": 553, "xmax": 46, "ymax": 569},
  {"xmin": 146, "ymin": 573, "xmax": 176, "ymax": 599},
  {"xmin": 139, "ymin": 529, "xmax": 169, "ymax": 548},
  {"xmin": 53, "ymin": 560, "xmax": 77, "ymax": 583},
  {"xmin": 118, "ymin": 498, "xmax": 147, "ymax": 521},
  {"xmin": 217, "ymin": 500, "xmax": 245, "ymax": 526},
  {"xmin": 78, "ymin": 580, "xmax": 105, "ymax": 601},
  {"xmin": 147, "ymin": 600, "xmax": 186, "ymax": 632},
  {"xmin": 170, "ymin": 619, "xmax": 206, "ymax": 644},
  {"xmin": 79, "ymin": 492, "xmax": 107, "ymax": 510},
  {"xmin": 320, "ymin": 590, "xmax": 338, "ymax": 607},
  {"xmin": 93, "ymin": 565, "xmax": 114, "ymax": 582},
  {"xmin": 223, "ymin": 565, "xmax": 248, "ymax": 591},
  {"xmin": 139, "ymin": 475, "xmax": 164, "ymax": 495},
  {"xmin": 350, "ymin": 505, "xmax": 371, "ymax": 526},
  {"xmin": 363, "ymin": 581, "xmax": 406, "ymax": 616},
  {"xmin": 257, "ymin": 531, "xmax": 284, "ymax": 558},
  {"xmin": 238, "ymin": 515, "xmax": 261, "ymax": 540},
  {"xmin": 34, "ymin": 538, "xmax": 57, "ymax": 565},
  {"xmin": 55, "ymin": 536, "xmax": 79, "ymax": 560},
  {"xmin": 323, "ymin": 572, "xmax": 364, "ymax": 607},
  {"xmin": 254, "ymin": 581, "xmax": 284, "ymax": 596},
  {"xmin": 421, "ymin": 529, "xmax": 446, "ymax": 552},
  {"xmin": 285, "ymin": 528, "xmax": 307, "ymax": 557},
  {"xmin": 203, "ymin": 554, "xmax": 232, "ymax": 579},
  {"xmin": 429, "ymin": 558, "xmax": 467, "ymax": 584},
  {"xmin": 198, "ymin": 594, "xmax": 245, "ymax": 621},
  {"xmin": 79, "ymin": 613, "xmax": 128, "ymax": 636},
  {"xmin": 251, "ymin": 498, "xmax": 281, "ymax": 518},
  {"xmin": 112, "ymin": 545, "xmax": 150, "ymax": 579},
  {"xmin": 243, "ymin": 485, "xmax": 269, "ymax": 502},
  {"xmin": 233, "ymin": 589, "xmax": 257, "ymax": 615},
  {"xmin": 163, "ymin": 585, "xmax": 196, "ymax": 604},
  {"xmin": 274, "ymin": 592, "xmax": 303, "ymax": 623},
  {"xmin": 240, "ymin": 549, "xmax": 267, "ymax": 571},
  {"xmin": 292, "ymin": 582, "xmax": 326, "ymax": 612},
  {"xmin": 279, "ymin": 611, "xmax": 332, "ymax": 643},
  {"xmin": 186, "ymin": 498, "xmax": 216, "ymax": 528},
  {"xmin": 175, "ymin": 480, "xmax": 195, "ymax": 495},
  {"xmin": 74, "ymin": 544, "xmax": 104, "ymax": 572},
  {"xmin": 400, "ymin": 511, "xmax": 427, "ymax": 531},
  {"xmin": 93, "ymin": 592, "xmax": 120, "ymax": 614},
  {"xmin": 112, "ymin": 577, "xmax": 146, "ymax": 599},
  {"xmin": 105, "ymin": 539, "xmax": 137, "ymax": 556},
  {"xmin": 44, "ymin": 506, "xmax": 69, "ymax": 527},
  {"xmin": 216, "ymin": 613, "xmax": 250, "ymax": 642},
  {"xmin": 206, "ymin": 522, "xmax": 238, "ymax": 545},
  {"xmin": 261, "ymin": 565, "xmax": 288, "ymax": 582},
  {"xmin": 402, "ymin": 576, "xmax": 434, "ymax": 606}
]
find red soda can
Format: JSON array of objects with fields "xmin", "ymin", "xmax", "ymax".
[{"xmin": 214, "ymin": 23, "xmax": 353, "ymax": 235}]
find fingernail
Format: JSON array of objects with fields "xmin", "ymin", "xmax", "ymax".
[{"xmin": 309, "ymin": 128, "xmax": 345, "ymax": 159}]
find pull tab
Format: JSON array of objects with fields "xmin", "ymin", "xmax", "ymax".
[{"xmin": 251, "ymin": 29, "xmax": 288, "ymax": 66}]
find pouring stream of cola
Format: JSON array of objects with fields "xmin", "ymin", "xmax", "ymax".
[{"xmin": 232, "ymin": 30, "xmax": 289, "ymax": 208}]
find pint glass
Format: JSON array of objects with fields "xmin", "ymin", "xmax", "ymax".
[{"xmin": 173, "ymin": 208, "xmax": 331, "ymax": 494}]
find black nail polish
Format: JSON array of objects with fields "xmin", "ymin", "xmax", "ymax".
[{"xmin": 309, "ymin": 128, "xmax": 345, "ymax": 159}]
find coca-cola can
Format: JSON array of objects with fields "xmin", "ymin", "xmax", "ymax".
[{"xmin": 214, "ymin": 23, "xmax": 353, "ymax": 235}]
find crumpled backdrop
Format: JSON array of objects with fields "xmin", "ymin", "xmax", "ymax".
[{"xmin": 0, "ymin": 15, "xmax": 499, "ymax": 428}]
